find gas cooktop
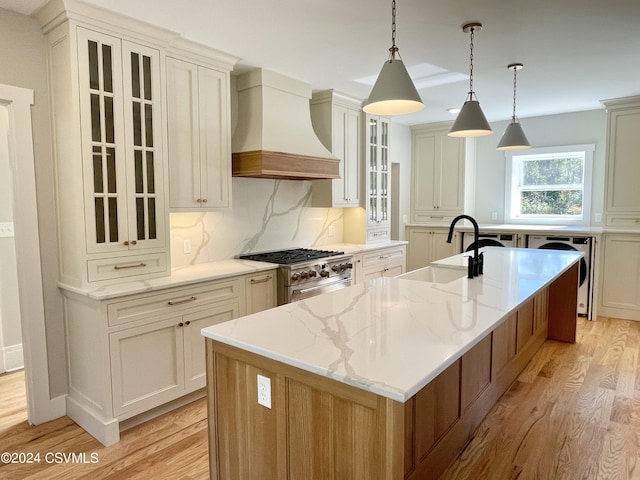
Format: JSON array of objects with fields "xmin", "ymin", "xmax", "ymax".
[{"xmin": 239, "ymin": 248, "xmax": 346, "ymax": 265}]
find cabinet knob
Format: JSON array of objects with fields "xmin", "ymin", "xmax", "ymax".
[
  {"xmin": 177, "ymin": 322, "xmax": 184, "ymax": 327},
  {"xmin": 131, "ymin": 240, "xmax": 137, "ymax": 245},
  {"xmin": 123, "ymin": 241, "xmax": 129, "ymax": 246},
  {"xmin": 196, "ymin": 198, "xmax": 202, "ymax": 203},
  {"xmin": 185, "ymin": 321, "xmax": 191, "ymax": 326},
  {"xmin": 202, "ymin": 199, "xmax": 208, "ymax": 204}
]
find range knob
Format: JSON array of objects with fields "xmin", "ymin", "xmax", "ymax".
[
  {"xmin": 320, "ymin": 270, "xmax": 330, "ymax": 277},
  {"xmin": 309, "ymin": 270, "xmax": 317, "ymax": 278},
  {"xmin": 291, "ymin": 273, "xmax": 300, "ymax": 281},
  {"xmin": 300, "ymin": 271, "xmax": 309, "ymax": 279},
  {"xmin": 339, "ymin": 264, "xmax": 347, "ymax": 271},
  {"xmin": 345, "ymin": 262, "xmax": 353, "ymax": 269},
  {"xmin": 331, "ymin": 265, "xmax": 339, "ymax": 272}
]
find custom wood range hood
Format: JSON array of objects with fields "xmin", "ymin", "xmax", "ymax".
[{"xmin": 231, "ymin": 68, "xmax": 340, "ymax": 180}]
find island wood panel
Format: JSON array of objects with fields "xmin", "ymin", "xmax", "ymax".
[
  {"xmin": 516, "ymin": 298, "xmax": 535, "ymax": 353},
  {"xmin": 533, "ymin": 286, "xmax": 549, "ymax": 337},
  {"xmin": 206, "ymin": 340, "xmax": 405, "ymax": 480},
  {"xmin": 406, "ymin": 289, "xmax": 551, "ymax": 480},
  {"xmin": 548, "ymin": 262, "xmax": 579, "ymax": 342},
  {"xmin": 492, "ymin": 312, "xmax": 517, "ymax": 374}
]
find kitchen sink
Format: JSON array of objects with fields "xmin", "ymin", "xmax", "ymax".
[{"xmin": 395, "ymin": 265, "xmax": 467, "ymax": 284}]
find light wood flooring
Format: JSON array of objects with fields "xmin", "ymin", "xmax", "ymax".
[{"xmin": 1, "ymin": 316, "xmax": 639, "ymax": 479}]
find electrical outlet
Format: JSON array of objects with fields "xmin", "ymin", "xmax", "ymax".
[
  {"xmin": 491, "ymin": 211, "xmax": 498, "ymax": 221},
  {"xmin": 183, "ymin": 239, "xmax": 191, "ymax": 254},
  {"xmin": 328, "ymin": 225, "xmax": 336, "ymax": 237},
  {"xmin": 257, "ymin": 374, "xmax": 271, "ymax": 408},
  {"xmin": 0, "ymin": 222, "xmax": 15, "ymax": 238},
  {"xmin": 595, "ymin": 213, "xmax": 602, "ymax": 223}
]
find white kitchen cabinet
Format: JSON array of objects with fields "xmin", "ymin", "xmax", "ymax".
[
  {"xmin": 41, "ymin": 13, "xmax": 169, "ymax": 287},
  {"xmin": 360, "ymin": 245, "xmax": 406, "ymax": 283},
  {"xmin": 406, "ymin": 226, "xmax": 459, "ymax": 271},
  {"xmin": 62, "ymin": 268, "xmax": 276, "ymax": 445},
  {"xmin": 365, "ymin": 115, "xmax": 391, "ymax": 241},
  {"xmin": 602, "ymin": 97, "xmax": 640, "ymax": 228},
  {"xmin": 599, "ymin": 234, "xmax": 640, "ymax": 320},
  {"xmin": 310, "ymin": 90, "xmax": 362, "ymax": 208},
  {"xmin": 166, "ymin": 56, "xmax": 233, "ymax": 210},
  {"xmin": 410, "ymin": 123, "xmax": 466, "ymax": 225},
  {"xmin": 245, "ymin": 271, "xmax": 276, "ymax": 314}
]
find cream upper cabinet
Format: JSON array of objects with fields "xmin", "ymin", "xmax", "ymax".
[
  {"xmin": 166, "ymin": 56, "xmax": 233, "ymax": 210},
  {"xmin": 310, "ymin": 90, "xmax": 362, "ymax": 208},
  {"xmin": 365, "ymin": 114, "xmax": 391, "ymax": 241},
  {"xmin": 42, "ymin": 15, "xmax": 169, "ymax": 287},
  {"xmin": 410, "ymin": 123, "xmax": 466, "ymax": 225},
  {"xmin": 602, "ymin": 97, "xmax": 640, "ymax": 228}
]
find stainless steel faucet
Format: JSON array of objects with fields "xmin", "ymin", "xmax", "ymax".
[{"xmin": 447, "ymin": 215, "xmax": 483, "ymax": 278}]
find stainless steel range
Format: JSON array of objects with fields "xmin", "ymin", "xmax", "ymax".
[{"xmin": 239, "ymin": 248, "xmax": 353, "ymax": 305}]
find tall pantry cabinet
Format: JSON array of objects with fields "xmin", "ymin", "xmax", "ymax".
[{"xmin": 37, "ymin": 0, "xmax": 240, "ymax": 446}]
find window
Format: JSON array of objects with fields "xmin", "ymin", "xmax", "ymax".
[{"xmin": 505, "ymin": 144, "xmax": 594, "ymax": 225}]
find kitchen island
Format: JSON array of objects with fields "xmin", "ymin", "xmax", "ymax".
[{"xmin": 201, "ymin": 247, "xmax": 582, "ymax": 479}]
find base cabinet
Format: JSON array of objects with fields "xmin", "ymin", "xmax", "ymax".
[
  {"xmin": 599, "ymin": 234, "xmax": 640, "ymax": 320},
  {"xmin": 406, "ymin": 226, "xmax": 459, "ymax": 271},
  {"xmin": 64, "ymin": 269, "xmax": 276, "ymax": 446},
  {"xmin": 359, "ymin": 245, "xmax": 406, "ymax": 283}
]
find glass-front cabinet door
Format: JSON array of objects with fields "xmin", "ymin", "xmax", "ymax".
[
  {"xmin": 78, "ymin": 28, "xmax": 165, "ymax": 254},
  {"xmin": 366, "ymin": 114, "xmax": 390, "ymax": 230}
]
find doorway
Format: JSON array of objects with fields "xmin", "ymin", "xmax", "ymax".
[{"xmin": 0, "ymin": 84, "xmax": 64, "ymax": 424}]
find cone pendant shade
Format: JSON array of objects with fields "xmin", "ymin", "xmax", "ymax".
[
  {"xmin": 496, "ymin": 121, "xmax": 532, "ymax": 150},
  {"xmin": 363, "ymin": 58, "xmax": 424, "ymax": 115},
  {"xmin": 448, "ymin": 99, "xmax": 492, "ymax": 137}
]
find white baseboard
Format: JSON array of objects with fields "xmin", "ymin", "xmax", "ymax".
[
  {"xmin": 66, "ymin": 395, "xmax": 120, "ymax": 446},
  {"xmin": 0, "ymin": 344, "xmax": 24, "ymax": 373}
]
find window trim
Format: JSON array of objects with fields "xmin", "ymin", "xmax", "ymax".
[{"xmin": 504, "ymin": 144, "xmax": 595, "ymax": 225}]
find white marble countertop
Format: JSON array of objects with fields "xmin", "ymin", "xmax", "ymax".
[
  {"xmin": 406, "ymin": 223, "xmax": 603, "ymax": 235},
  {"xmin": 58, "ymin": 242, "xmax": 408, "ymax": 300},
  {"xmin": 58, "ymin": 259, "xmax": 278, "ymax": 300},
  {"xmin": 201, "ymin": 247, "xmax": 583, "ymax": 403}
]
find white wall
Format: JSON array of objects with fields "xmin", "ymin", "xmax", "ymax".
[
  {"xmin": 0, "ymin": 9, "xmax": 65, "ymax": 393},
  {"xmin": 473, "ymin": 109, "xmax": 607, "ymax": 224},
  {"xmin": 391, "ymin": 122, "xmax": 411, "ymax": 241},
  {"xmin": 0, "ymin": 105, "xmax": 23, "ymax": 372}
]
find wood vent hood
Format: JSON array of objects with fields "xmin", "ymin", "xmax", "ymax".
[{"xmin": 232, "ymin": 69, "xmax": 339, "ymax": 180}]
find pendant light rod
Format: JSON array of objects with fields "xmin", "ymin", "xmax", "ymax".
[
  {"xmin": 463, "ymin": 22, "xmax": 482, "ymax": 99},
  {"xmin": 363, "ymin": 0, "xmax": 424, "ymax": 115},
  {"xmin": 508, "ymin": 63, "xmax": 523, "ymax": 121}
]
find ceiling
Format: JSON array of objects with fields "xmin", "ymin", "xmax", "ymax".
[{"xmin": 3, "ymin": 0, "xmax": 640, "ymax": 126}]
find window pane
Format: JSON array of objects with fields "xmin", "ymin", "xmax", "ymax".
[
  {"xmin": 102, "ymin": 45, "xmax": 113, "ymax": 93},
  {"xmin": 148, "ymin": 198, "xmax": 156, "ymax": 239},
  {"xmin": 104, "ymin": 96, "xmax": 114, "ymax": 144},
  {"xmin": 132, "ymin": 101, "xmax": 142, "ymax": 146},
  {"xmin": 108, "ymin": 197, "xmax": 118, "ymax": 242},
  {"xmin": 131, "ymin": 52, "xmax": 140, "ymax": 99},
  {"xmin": 134, "ymin": 150, "xmax": 143, "ymax": 194},
  {"xmin": 107, "ymin": 148, "xmax": 116, "ymax": 193},
  {"xmin": 145, "ymin": 104, "xmax": 153, "ymax": 147},
  {"xmin": 136, "ymin": 197, "xmax": 145, "ymax": 240},
  {"xmin": 90, "ymin": 93, "xmax": 101, "ymax": 142},
  {"xmin": 92, "ymin": 146, "xmax": 103, "ymax": 194},
  {"xmin": 521, "ymin": 190, "xmax": 583, "ymax": 215},
  {"xmin": 95, "ymin": 197, "xmax": 105, "ymax": 243},
  {"xmin": 88, "ymin": 41, "xmax": 99, "ymax": 90},
  {"xmin": 146, "ymin": 152, "xmax": 155, "ymax": 193},
  {"xmin": 522, "ymin": 157, "xmax": 583, "ymax": 186},
  {"xmin": 143, "ymin": 55, "xmax": 152, "ymax": 101}
]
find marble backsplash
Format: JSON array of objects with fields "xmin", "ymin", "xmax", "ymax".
[{"xmin": 170, "ymin": 178, "xmax": 344, "ymax": 268}]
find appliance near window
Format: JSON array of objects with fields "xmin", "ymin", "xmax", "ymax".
[
  {"xmin": 239, "ymin": 249, "xmax": 353, "ymax": 305},
  {"xmin": 462, "ymin": 232, "xmax": 516, "ymax": 252},
  {"xmin": 527, "ymin": 235, "xmax": 592, "ymax": 317}
]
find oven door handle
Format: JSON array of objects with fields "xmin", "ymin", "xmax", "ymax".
[{"xmin": 293, "ymin": 278, "xmax": 351, "ymax": 295}]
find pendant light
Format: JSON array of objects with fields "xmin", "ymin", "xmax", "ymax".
[
  {"xmin": 363, "ymin": 0, "xmax": 424, "ymax": 116},
  {"xmin": 448, "ymin": 23, "xmax": 492, "ymax": 137},
  {"xmin": 496, "ymin": 63, "xmax": 532, "ymax": 150}
]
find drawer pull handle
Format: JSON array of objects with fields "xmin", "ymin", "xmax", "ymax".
[
  {"xmin": 250, "ymin": 275, "xmax": 273, "ymax": 284},
  {"xmin": 114, "ymin": 262, "xmax": 147, "ymax": 270},
  {"xmin": 168, "ymin": 296, "xmax": 197, "ymax": 306},
  {"xmin": 430, "ymin": 216, "xmax": 444, "ymax": 219},
  {"xmin": 379, "ymin": 255, "xmax": 392, "ymax": 259}
]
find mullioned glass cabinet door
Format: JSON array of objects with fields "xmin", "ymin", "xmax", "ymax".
[{"xmin": 77, "ymin": 28, "xmax": 165, "ymax": 254}]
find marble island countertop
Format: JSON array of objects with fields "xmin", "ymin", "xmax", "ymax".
[{"xmin": 201, "ymin": 247, "xmax": 582, "ymax": 403}]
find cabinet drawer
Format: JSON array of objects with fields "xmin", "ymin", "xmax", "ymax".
[
  {"xmin": 362, "ymin": 247, "xmax": 406, "ymax": 270},
  {"xmin": 367, "ymin": 227, "xmax": 390, "ymax": 242},
  {"xmin": 605, "ymin": 214, "xmax": 640, "ymax": 229},
  {"xmin": 412, "ymin": 212, "xmax": 458, "ymax": 225},
  {"xmin": 108, "ymin": 279, "xmax": 241, "ymax": 327},
  {"xmin": 88, "ymin": 253, "xmax": 168, "ymax": 282}
]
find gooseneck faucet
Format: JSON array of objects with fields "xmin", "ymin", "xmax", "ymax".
[{"xmin": 446, "ymin": 214, "xmax": 483, "ymax": 278}]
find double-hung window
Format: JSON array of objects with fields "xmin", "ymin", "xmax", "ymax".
[{"xmin": 505, "ymin": 144, "xmax": 594, "ymax": 225}]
